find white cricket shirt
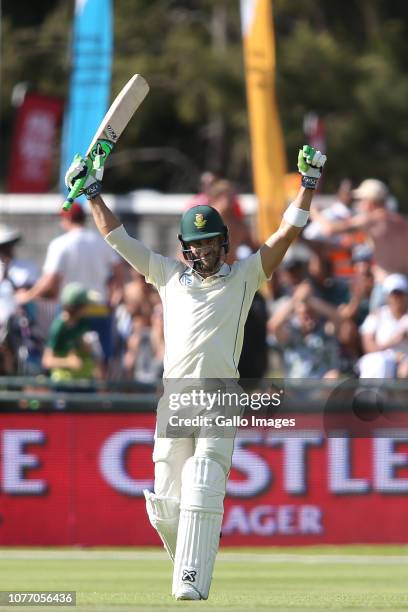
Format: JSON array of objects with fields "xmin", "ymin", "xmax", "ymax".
[{"xmin": 106, "ymin": 225, "xmax": 268, "ymax": 378}]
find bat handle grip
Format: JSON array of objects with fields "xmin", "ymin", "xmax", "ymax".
[{"xmin": 62, "ymin": 176, "xmax": 86, "ymax": 211}]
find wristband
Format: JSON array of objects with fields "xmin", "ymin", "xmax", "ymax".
[
  {"xmin": 301, "ymin": 175, "xmax": 319, "ymax": 189},
  {"xmin": 84, "ymin": 180, "xmax": 102, "ymax": 200},
  {"xmin": 283, "ymin": 203, "xmax": 310, "ymax": 227}
]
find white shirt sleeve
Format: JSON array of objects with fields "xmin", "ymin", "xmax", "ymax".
[
  {"xmin": 105, "ymin": 225, "xmax": 180, "ymax": 287},
  {"xmin": 100, "ymin": 236, "xmax": 121, "ymax": 266},
  {"xmin": 105, "ymin": 225, "xmax": 150, "ymax": 276},
  {"xmin": 359, "ymin": 312, "xmax": 378, "ymax": 336}
]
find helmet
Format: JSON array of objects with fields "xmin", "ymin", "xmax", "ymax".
[{"xmin": 178, "ymin": 205, "xmax": 229, "ymax": 263}]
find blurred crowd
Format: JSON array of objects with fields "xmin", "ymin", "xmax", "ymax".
[{"xmin": 1, "ymin": 173, "xmax": 408, "ymax": 384}]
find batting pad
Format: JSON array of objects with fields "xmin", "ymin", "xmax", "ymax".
[
  {"xmin": 144, "ymin": 490, "xmax": 180, "ymax": 562},
  {"xmin": 172, "ymin": 456, "xmax": 226, "ymax": 600}
]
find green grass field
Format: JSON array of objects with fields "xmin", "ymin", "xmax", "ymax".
[{"xmin": 0, "ymin": 546, "xmax": 407, "ymax": 611}]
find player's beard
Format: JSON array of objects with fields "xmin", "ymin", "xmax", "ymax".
[{"xmin": 193, "ymin": 245, "xmax": 223, "ymax": 275}]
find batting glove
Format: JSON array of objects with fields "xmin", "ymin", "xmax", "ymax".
[
  {"xmin": 297, "ymin": 145, "xmax": 327, "ymax": 190},
  {"xmin": 65, "ymin": 154, "xmax": 104, "ymax": 200}
]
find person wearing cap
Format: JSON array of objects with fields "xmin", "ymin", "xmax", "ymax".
[
  {"xmin": 0, "ymin": 224, "xmax": 41, "ymax": 374},
  {"xmin": 0, "ymin": 224, "xmax": 39, "ymax": 290},
  {"xmin": 311, "ymin": 178, "xmax": 408, "ymax": 308},
  {"xmin": 42, "ymin": 282, "xmax": 101, "ymax": 383},
  {"xmin": 16, "ymin": 202, "xmax": 123, "ymax": 370},
  {"xmin": 358, "ymin": 274, "xmax": 408, "ymax": 378},
  {"xmin": 64, "ymin": 143, "xmax": 326, "ymax": 600},
  {"xmin": 17, "ymin": 203, "xmax": 122, "ymax": 304}
]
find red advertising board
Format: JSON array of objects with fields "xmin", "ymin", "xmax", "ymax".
[
  {"xmin": 0, "ymin": 413, "xmax": 407, "ymax": 546},
  {"xmin": 7, "ymin": 93, "xmax": 63, "ymax": 193}
]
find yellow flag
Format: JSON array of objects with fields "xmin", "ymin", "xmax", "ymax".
[{"xmin": 240, "ymin": 0, "xmax": 287, "ymax": 242}]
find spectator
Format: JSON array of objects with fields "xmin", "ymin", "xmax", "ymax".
[
  {"xmin": 266, "ymin": 253, "xmax": 308, "ymax": 324},
  {"xmin": 123, "ymin": 268, "xmax": 157, "ymax": 313},
  {"xmin": 208, "ymin": 179, "xmax": 256, "ymax": 263},
  {"xmin": 311, "ymin": 179, "xmax": 408, "ymax": 308},
  {"xmin": 307, "ymin": 251, "xmax": 349, "ymax": 306},
  {"xmin": 303, "ymin": 179, "xmax": 366, "ymax": 279},
  {"xmin": 185, "ymin": 171, "xmax": 244, "ymax": 219},
  {"xmin": 17, "ymin": 202, "xmax": 122, "ymax": 302},
  {"xmin": 0, "ymin": 258, "xmax": 17, "ymax": 374},
  {"xmin": 17, "ymin": 202, "xmax": 124, "ymax": 370},
  {"xmin": 0, "ymin": 227, "xmax": 20, "ymax": 338},
  {"xmin": 123, "ymin": 302, "xmax": 164, "ymax": 383},
  {"xmin": 0, "ymin": 224, "xmax": 39, "ymax": 289},
  {"xmin": 186, "ymin": 171, "xmax": 217, "ymax": 208},
  {"xmin": 278, "ymin": 255, "xmax": 308, "ymax": 296},
  {"xmin": 269, "ymin": 282, "xmax": 341, "ymax": 378},
  {"xmin": 351, "ymin": 243, "xmax": 373, "ymax": 273},
  {"xmin": 42, "ymin": 282, "xmax": 101, "ymax": 383},
  {"xmin": 304, "ymin": 178, "xmax": 353, "ymax": 240},
  {"xmin": 0, "ymin": 225, "xmax": 42, "ymax": 374},
  {"xmin": 358, "ymin": 274, "xmax": 408, "ymax": 378},
  {"xmin": 332, "ymin": 250, "xmax": 375, "ymax": 373},
  {"xmin": 338, "ymin": 247, "xmax": 374, "ymax": 327},
  {"xmin": 110, "ymin": 268, "xmax": 163, "ymax": 380}
]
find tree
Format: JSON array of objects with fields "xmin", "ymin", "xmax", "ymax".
[{"xmin": 1, "ymin": 0, "xmax": 408, "ymax": 209}]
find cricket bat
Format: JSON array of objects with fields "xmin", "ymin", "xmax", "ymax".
[{"xmin": 63, "ymin": 74, "xmax": 149, "ymax": 210}]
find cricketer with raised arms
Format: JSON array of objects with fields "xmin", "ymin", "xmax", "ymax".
[{"xmin": 63, "ymin": 74, "xmax": 327, "ymax": 601}]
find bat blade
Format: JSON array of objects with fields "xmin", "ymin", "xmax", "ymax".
[
  {"xmin": 63, "ymin": 74, "xmax": 149, "ymax": 210},
  {"xmin": 86, "ymin": 74, "xmax": 149, "ymax": 154}
]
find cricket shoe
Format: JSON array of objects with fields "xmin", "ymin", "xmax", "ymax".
[{"xmin": 174, "ymin": 584, "xmax": 202, "ymax": 600}]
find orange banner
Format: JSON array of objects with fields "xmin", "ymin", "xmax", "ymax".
[{"xmin": 240, "ymin": 0, "xmax": 287, "ymax": 241}]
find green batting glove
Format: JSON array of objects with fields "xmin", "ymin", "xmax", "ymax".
[
  {"xmin": 297, "ymin": 145, "xmax": 327, "ymax": 189},
  {"xmin": 63, "ymin": 154, "xmax": 104, "ymax": 209}
]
